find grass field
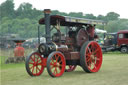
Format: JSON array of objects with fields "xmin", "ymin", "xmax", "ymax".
[{"xmin": 1, "ymin": 52, "xmax": 128, "ymax": 85}]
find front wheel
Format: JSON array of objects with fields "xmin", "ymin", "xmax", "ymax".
[
  {"xmin": 25, "ymin": 51, "xmax": 45, "ymax": 76},
  {"xmin": 80, "ymin": 41, "xmax": 102, "ymax": 73},
  {"xmin": 47, "ymin": 51, "xmax": 66, "ymax": 77}
]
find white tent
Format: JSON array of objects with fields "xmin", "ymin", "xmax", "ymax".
[{"xmin": 95, "ymin": 28, "xmax": 107, "ymax": 33}]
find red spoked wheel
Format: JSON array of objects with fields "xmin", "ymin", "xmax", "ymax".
[
  {"xmin": 47, "ymin": 51, "xmax": 66, "ymax": 77},
  {"xmin": 80, "ymin": 41, "xmax": 102, "ymax": 73},
  {"xmin": 65, "ymin": 65, "xmax": 77, "ymax": 72},
  {"xmin": 25, "ymin": 51, "xmax": 45, "ymax": 76}
]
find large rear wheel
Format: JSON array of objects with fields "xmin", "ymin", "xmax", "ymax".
[
  {"xmin": 80, "ymin": 41, "xmax": 102, "ymax": 73},
  {"xmin": 47, "ymin": 51, "xmax": 66, "ymax": 77}
]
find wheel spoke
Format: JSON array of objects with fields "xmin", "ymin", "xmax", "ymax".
[
  {"xmin": 94, "ymin": 53, "xmax": 100, "ymax": 61},
  {"xmin": 59, "ymin": 60, "xmax": 62, "ymax": 63},
  {"xmin": 55, "ymin": 67, "xmax": 58, "ymax": 73},
  {"xmin": 36, "ymin": 57, "xmax": 40, "ymax": 63},
  {"xmin": 86, "ymin": 56, "xmax": 91, "ymax": 62},
  {"xmin": 96, "ymin": 57, "xmax": 100, "ymax": 61},
  {"xmin": 91, "ymin": 43, "xmax": 95, "ymax": 52},
  {"xmin": 86, "ymin": 53, "xmax": 91, "ymax": 57},
  {"xmin": 50, "ymin": 65, "xmax": 54, "ymax": 70},
  {"xmin": 30, "ymin": 57, "xmax": 35, "ymax": 62},
  {"xmin": 37, "ymin": 66, "xmax": 41, "ymax": 71},
  {"xmin": 58, "ymin": 64, "xmax": 62, "ymax": 67},
  {"xmin": 29, "ymin": 65, "xmax": 34, "ymax": 70},
  {"xmin": 36, "ymin": 66, "xmax": 37, "ymax": 74},
  {"xmin": 89, "ymin": 59, "xmax": 92, "ymax": 64},
  {"xmin": 88, "ymin": 47, "xmax": 92, "ymax": 54},
  {"xmin": 54, "ymin": 67, "xmax": 57, "ymax": 74},
  {"xmin": 88, "ymin": 63, "xmax": 91, "ymax": 68},
  {"xmin": 58, "ymin": 66, "xmax": 62, "ymax": 71},
  {"xmin": 53, "ymin": 68, "xmax": 55, "ymax": 74},
  {"xmin": 94, "ymin": 64, "xmax": 96, "ymax": 69},
  {"xmin": 32, "ymin": 66, "xmax": 35, "ymax": 73},
  {"xmin": 94, "ymin": 48, "xmax": 100, "ymax": 54},
  {"xmin": 37, "ymin": 62, "xmax": 42, "ymax": 65},
  {"xmin": 92, "ymin": 62, "xmax": 96, "ymax": 69},
  {"xmin": 50, "ymin": 62, "xmax": 54, "ymax": 65},
  {"xmin": 56, "ymin": 56, "xmax": 59, "ymax": 63},
  {"xmin": 51, "ymin": 58, "xmax": 55, "ymax": 63}
]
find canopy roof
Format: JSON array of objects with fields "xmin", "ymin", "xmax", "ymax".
[
  {"xmin": 39, "ymin": 15, "xmax": 106, "ymax": 26},
  {"xmin": 8, "ymin": 38, "xmax": 26, "ymax": 43},
  {"xmin": 117, "ymin": 30, "xmax": 128, "ymax": 34}
]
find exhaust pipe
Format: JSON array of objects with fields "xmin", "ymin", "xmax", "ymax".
[
  {"xmin": 38, "ymin": 9, "xmax": 57, "ymax": 56},
  {"xmin": 44, "ymin": 9, "xmax": 51, "ymax": 43}
]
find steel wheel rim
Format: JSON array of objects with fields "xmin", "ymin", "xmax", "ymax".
[
  {"xmin": 85, "ymin": 41, "xmax": 102, "ymax": 72},
  {"xmin": 28, "ymin": 52, "xmax": 44, "ymax": 76},
  {"xmin": 49, "ymin": 52, "xmax": 65, "ymax": 77}
]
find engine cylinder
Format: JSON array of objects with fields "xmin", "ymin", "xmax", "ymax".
[{"xmin": 38, "ymin": 42, "xmax": 57, "ymax": 56}]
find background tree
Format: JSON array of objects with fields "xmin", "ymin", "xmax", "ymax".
[
  {"xmin": 0, "ymin": 0, "xmax": 15, "ymax": 19},
  {"xmin": 97, "ymin": 15, "xmax": 105, "ymax": 20},
  {"xmin": 104, "ymin": 19, "xmax": 128, "ymax": 32},
  {"xmin": 68, "ymin": 12, "xmax": 84, "ymax": 18},
  {"xmin": 16, "ymin": 3, "xmax": 33, "ymax": 18},
  {"xmin": 0, "ymin": 0, "xmax": 127, "ymax": 38},
  {"xmin": 84, "ymin": 14, "xmax": 96, "ymax": 19},
  {"xmin": 105, "ymin": 12, "xmax": 120, "ymax": 21}
]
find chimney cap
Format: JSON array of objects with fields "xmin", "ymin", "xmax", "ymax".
[{"xmin": 44, "ymin": 9, "xmax": 51, "ymax": 14}]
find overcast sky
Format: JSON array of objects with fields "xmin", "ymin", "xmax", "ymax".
[{"xmin": 0, "ymin": 0, "xmax": 128, "ymax": 18}]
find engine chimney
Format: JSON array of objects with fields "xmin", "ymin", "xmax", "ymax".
[{"xmin": 44, "ymin": 9, "xmax": 51, "ymax": 43}]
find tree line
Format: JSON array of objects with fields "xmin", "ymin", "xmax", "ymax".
[{"xmin": 0, "ymin": 0, "xmax": 128, "ymax": 38}]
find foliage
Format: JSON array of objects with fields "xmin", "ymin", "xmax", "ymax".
[
  {"xmin": 104, "ymin": 19, "xmax": 128, "ymax": 32},
  {"xmin": 0, "ymin": 0, "xmax": 128, "ymax": 38},
  {"xmin": 85, "ymin": 14, "xmax": 96, "ymax": 19},
  {"xmin": 105, "ymin": 12, "xmax": 120, "ymax": 21},
  {"xmin": 0, "ymin": 0, "xmax": 15, "ymax": 18}
]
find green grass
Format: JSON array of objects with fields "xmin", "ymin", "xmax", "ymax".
[{"xmin": 1, "ymin": 53, "xmax": 128, "ymax": 85}]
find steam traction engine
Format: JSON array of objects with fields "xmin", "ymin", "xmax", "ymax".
[{"xmin": 25, "ymin": 9, "xmax": 106, "ymax": 77}]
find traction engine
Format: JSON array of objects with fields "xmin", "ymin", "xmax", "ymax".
[{"xmin": 25, "ymin": 9, "xmax": 105, "ymax": 77}]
